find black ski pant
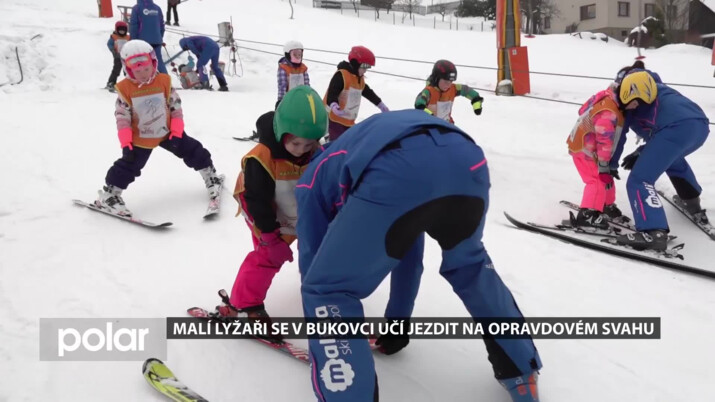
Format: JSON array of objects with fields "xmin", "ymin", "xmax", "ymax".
[
  {"xmin": 107, "ymin": 56, "xmax": 122, "ymax": 85},
  {"xmin": 166, "ymin": 4, "xmax": 179, "ymax": 24},
  {"xmin": 105, "ymin": 133, "xmax": 213, "ymax": 189}
]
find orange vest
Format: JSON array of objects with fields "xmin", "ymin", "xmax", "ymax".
[
  {"xmin": 233, "ymin": 144, "xmax": 309, "ymax": 240},
  {"xmin": 324, "ymin": 69, "xmax": 365, "ymax": 127},
  {"xmin": 278, "ymin": 63, "xmax": 308, "ymax": 92},
  {"xmin": 424, "ymin": 85, "xmax": 458, "ymax": 122},
  {"xmin": 567, "ymin": 95, "xmax": 624, "ymax": 155},
  {"xmin": 111, "ymin": 33, "xmax": 130, "ymax": 52},
  {"xmin": 116, "ymin": 74, "xmax": 172, "ymax": 149}
]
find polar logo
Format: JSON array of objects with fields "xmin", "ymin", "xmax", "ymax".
[
  {"xmin": 320, "ymin": 358, "xmax": 355, "ymax": 392},
  {"xmin": 643, "ymin": 183, "xmax": 663, "ymax": 209},
  {"xmin": 143, "ymin": 9, "xmax": 159, "ymax": 15},
  {"xmin": 58, "ymin": 324, "xmax": 149, "ymax": 357}
]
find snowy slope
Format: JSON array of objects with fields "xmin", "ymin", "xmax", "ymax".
[{"xmin": 1, "ymin": 0, "xmax": 715, "ymax": 401}]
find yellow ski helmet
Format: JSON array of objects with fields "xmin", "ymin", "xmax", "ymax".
[{"xmin": 619, "ymin": 71, "xmax": 658, "ymax": 106}]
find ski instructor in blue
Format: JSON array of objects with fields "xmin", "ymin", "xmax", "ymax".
[
  {"xmin": 129, "ymin": 0, "xmax": 167, "ymax": 74},
  {"xmin": 295, "ymin": 110, "xmax": 542, "ymax": 402},
  {"xmin": 613, "ymin": 71, "xmax": 711, "ymax": 251},
  {"xmin": 179, "ymin": 36, "xmax": 229, "ymax": 91}
]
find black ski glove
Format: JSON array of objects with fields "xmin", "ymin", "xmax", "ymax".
[
  {"xmin": 375, "ymin": 333, "xmax": 409, "ymax": 355},
  {"xmin": 610, "ymin": 169, "xmax": 620, "ymax": 180},
  {"xmin": 621, "ymin": 150, "xmax": 640, "ymax": 170}
]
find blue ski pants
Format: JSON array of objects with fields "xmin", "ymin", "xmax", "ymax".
[
  {"xmin": 627, "ymin": 119, "xmax": 709, "ymax": 231},
  {"xmin": 301, "ymin": 130, "xmax": 541, "ymax": 401}
]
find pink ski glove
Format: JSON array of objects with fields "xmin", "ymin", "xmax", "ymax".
[
  {"xmin": 377, "ymin": 102, "xmax": 389, "ymax": 113},
  {"xmin": 599, "ymin": 173, "xmax": 614, "ymax": 189},
  {"xmin": 259, "ymin": 230, "xmax": 294, "ymax": 267},
  {"xmin": 330, "ymin": 102, "xmax": 350, "ymax": 118},
  {"xmin": 118, "ymin": 127, "xmax": 133, "ymax": 150},
  {"xmin": 169, "ymin": 118, "xmax": 184, "ymax": 140}
]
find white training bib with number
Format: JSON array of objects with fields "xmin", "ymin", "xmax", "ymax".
[
  {"xmin": 344, "ymin": 87, "xmax": 362, "ymax": 120},
  {"xmin": 273, "ymin": 180, "xmax": 298, "ymax": 236},
  {"xmin": 115, "ymin": 39, "xmax": 128, "ymax": 52},
  {"xmin": 132, "ymin": 93, "xmax": 169, "ymax": 139},
  {"xmin": 288, "ymin": 73, "xmax": 305, "ymax": 91},
  {"xmin": 436, "ymin": 101, "xmax": 453, "ymax": 121}
]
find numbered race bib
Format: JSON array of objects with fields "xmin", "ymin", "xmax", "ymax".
[
  {"xmin": 288, "ymin": 73, "xmax": 305, "ymax": 91},
  {"xmin": 274, "ymin": 180, "xmax": 298, "ymax": 235},
  {"xmin": 115, "ymin": 39, "xmax": 128, "ymax": 52},
  {"xmin": 132, "ymin": 93, "xmax": 169, "ymax": 139},
  {"xmin": 436, "ymin": 101, "xmax": 453, "ymax": 121},
  {"xmin": 344, "ymin": 87, "xmax": 362, "ymax": 120}
]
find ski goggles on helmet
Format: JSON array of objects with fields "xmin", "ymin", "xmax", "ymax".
[
  {"xmin": 125, "ymin": 53, "xmax": 153, "ymax": 69},
  {"xmin": 359, "ymin": 63, "xmax": 372, "ymax": 70}
]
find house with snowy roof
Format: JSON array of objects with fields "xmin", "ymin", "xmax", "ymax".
[
  {"xmin": 542, "ymin": 0, "xmax": 691, "ymax": 41},
  {"xmin": 688, "ymin": 0, "xmax": 715, "ymax": 47}
]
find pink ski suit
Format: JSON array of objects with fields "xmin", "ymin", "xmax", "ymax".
[
  {"xmin": 228, "ymin": 111, "xmax": 313, "ymax": 309},
  {"xmin": 566, "ymin": 89, "xmax": 625, "ymax": 211}
]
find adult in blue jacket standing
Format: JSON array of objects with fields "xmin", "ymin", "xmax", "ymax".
[
  {"xmin": 295, "ymin": 110, "xmax": 542, "ymax": 402},
  {"xmin": 179, "ymin": 36, "xmax": 228, "ymax": 91},
  {"xmin": 129, "ymin": 0, "xmax": 167, "ymax": 74},
  {"xmin": 613, "ymin": 71, "xmax": 710, "ymax": 251}
]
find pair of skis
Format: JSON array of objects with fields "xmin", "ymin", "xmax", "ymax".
[
  {"xmin": 73, "ymin": 175, "xmax": 225, "ymax": 228},
  {"xmin": 506, "ymin": 197, "xmax": 715, "ymax": 279},
  {"xmin": 144, "ymin": 289, "xmax": 380, "ymax": 401},
  {"xmin": 232, "ymin": 131, "xmax": 258, "ymax": 142}
]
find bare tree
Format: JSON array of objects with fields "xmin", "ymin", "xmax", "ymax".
[
  {"xmin": 364, "ymin": 0, "xmax": 396, "ymax": 19},
  {"xmin": 657, "ymin": 0, "xmax": 688, "ymax": 42},
  {"xmin": 397, "ymin": 0, "xmax": 422, "ymax": 20},
  {"xmin": 438, "ymin": 4, "xmax": 448, "ymax": 21},
  {"xmin": 538, "ymin": 0, "xmax": 560, "ymax": 33},
  {"xmin": 521, "ymin": 0, "xmax": 560, "ymax": 34},
  {"xmin": 349, "ymin": 0, "xmax": 359, "ymax": 13}
]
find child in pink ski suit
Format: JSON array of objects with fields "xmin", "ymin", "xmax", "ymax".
[
  {"xmin": 219, "ymin": 86, "xmax": 327, "ymax": 339},
  {"xmin": 567, "ymin": 88, "xmax": 627, "ymax": 229}
]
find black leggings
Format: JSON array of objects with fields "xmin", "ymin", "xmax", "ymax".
[{"xmin": 166, "ymin": 4, "xmax": 178, "ymax": 23}]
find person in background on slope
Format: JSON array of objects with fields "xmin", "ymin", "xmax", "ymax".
[
  {"xmin": 129, "ymin": 0, "xmax": 167, "ymax": 74},
  {"xmin": 566, "ymin": 87, "xmax": 629, "ymax": 231},
  {"xmin": 105, "ymin": 21, "xmax": 131, "ymax": 91},
  {"xmin": 276, "ymin": 40, "xmax": 310, "ymax": 109},
  {"xmin": 241, "ymin": 41, "xmax": 311, "ymax": 142},
  {"xmin": 323, "ymin": 46, "xmax": 389, "ymax": 141},
  {"xmin": 215, "ymin": 86, "xmax": 327, "ymax": 340},
  {"xmin": 613, "ymin": 71, "xmax": 710, "ymax": 251},
  {"xmin": 94, "ymin": 40, "xmax": 222, "ymax": 217},
  {"xmin": 179, "ymin": 36, "xmax": 229, "ymax": 91},
  {"xmin": 414, "ymin": 59, "xmax": 483, "ymax": 123},
  {"xmin": 166, "ymin": 0, "xmax": 180, "ymax": 26},
  {"xmin": 296, "ymin": 110, "xmax": 541, "ymax": 402}
]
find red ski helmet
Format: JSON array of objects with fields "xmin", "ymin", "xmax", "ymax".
[
  {"xmin": 348, "ymin": 46, "xmax": 375, "ymax": 67},
  {"xmin": 115, "ymin": 21, "xmax": 128, "ymax": 31}
]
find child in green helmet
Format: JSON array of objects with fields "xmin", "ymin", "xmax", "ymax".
[{"xmin": 217, "ymin": 86, "xmax": 328, "ymax": 340}]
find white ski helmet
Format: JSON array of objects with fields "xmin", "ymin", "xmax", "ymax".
[
  {"xmin": 283, "ymin": 40, "xmax": 303, "ymax": 54},
  {"xmin": 120, "ymin": 39, "xmax": 158, "ymax": 79}
]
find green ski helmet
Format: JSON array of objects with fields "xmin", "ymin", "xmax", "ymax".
[{"xmin": 274, "ymin": 86, "xmax": 328, "ymax": 142}]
